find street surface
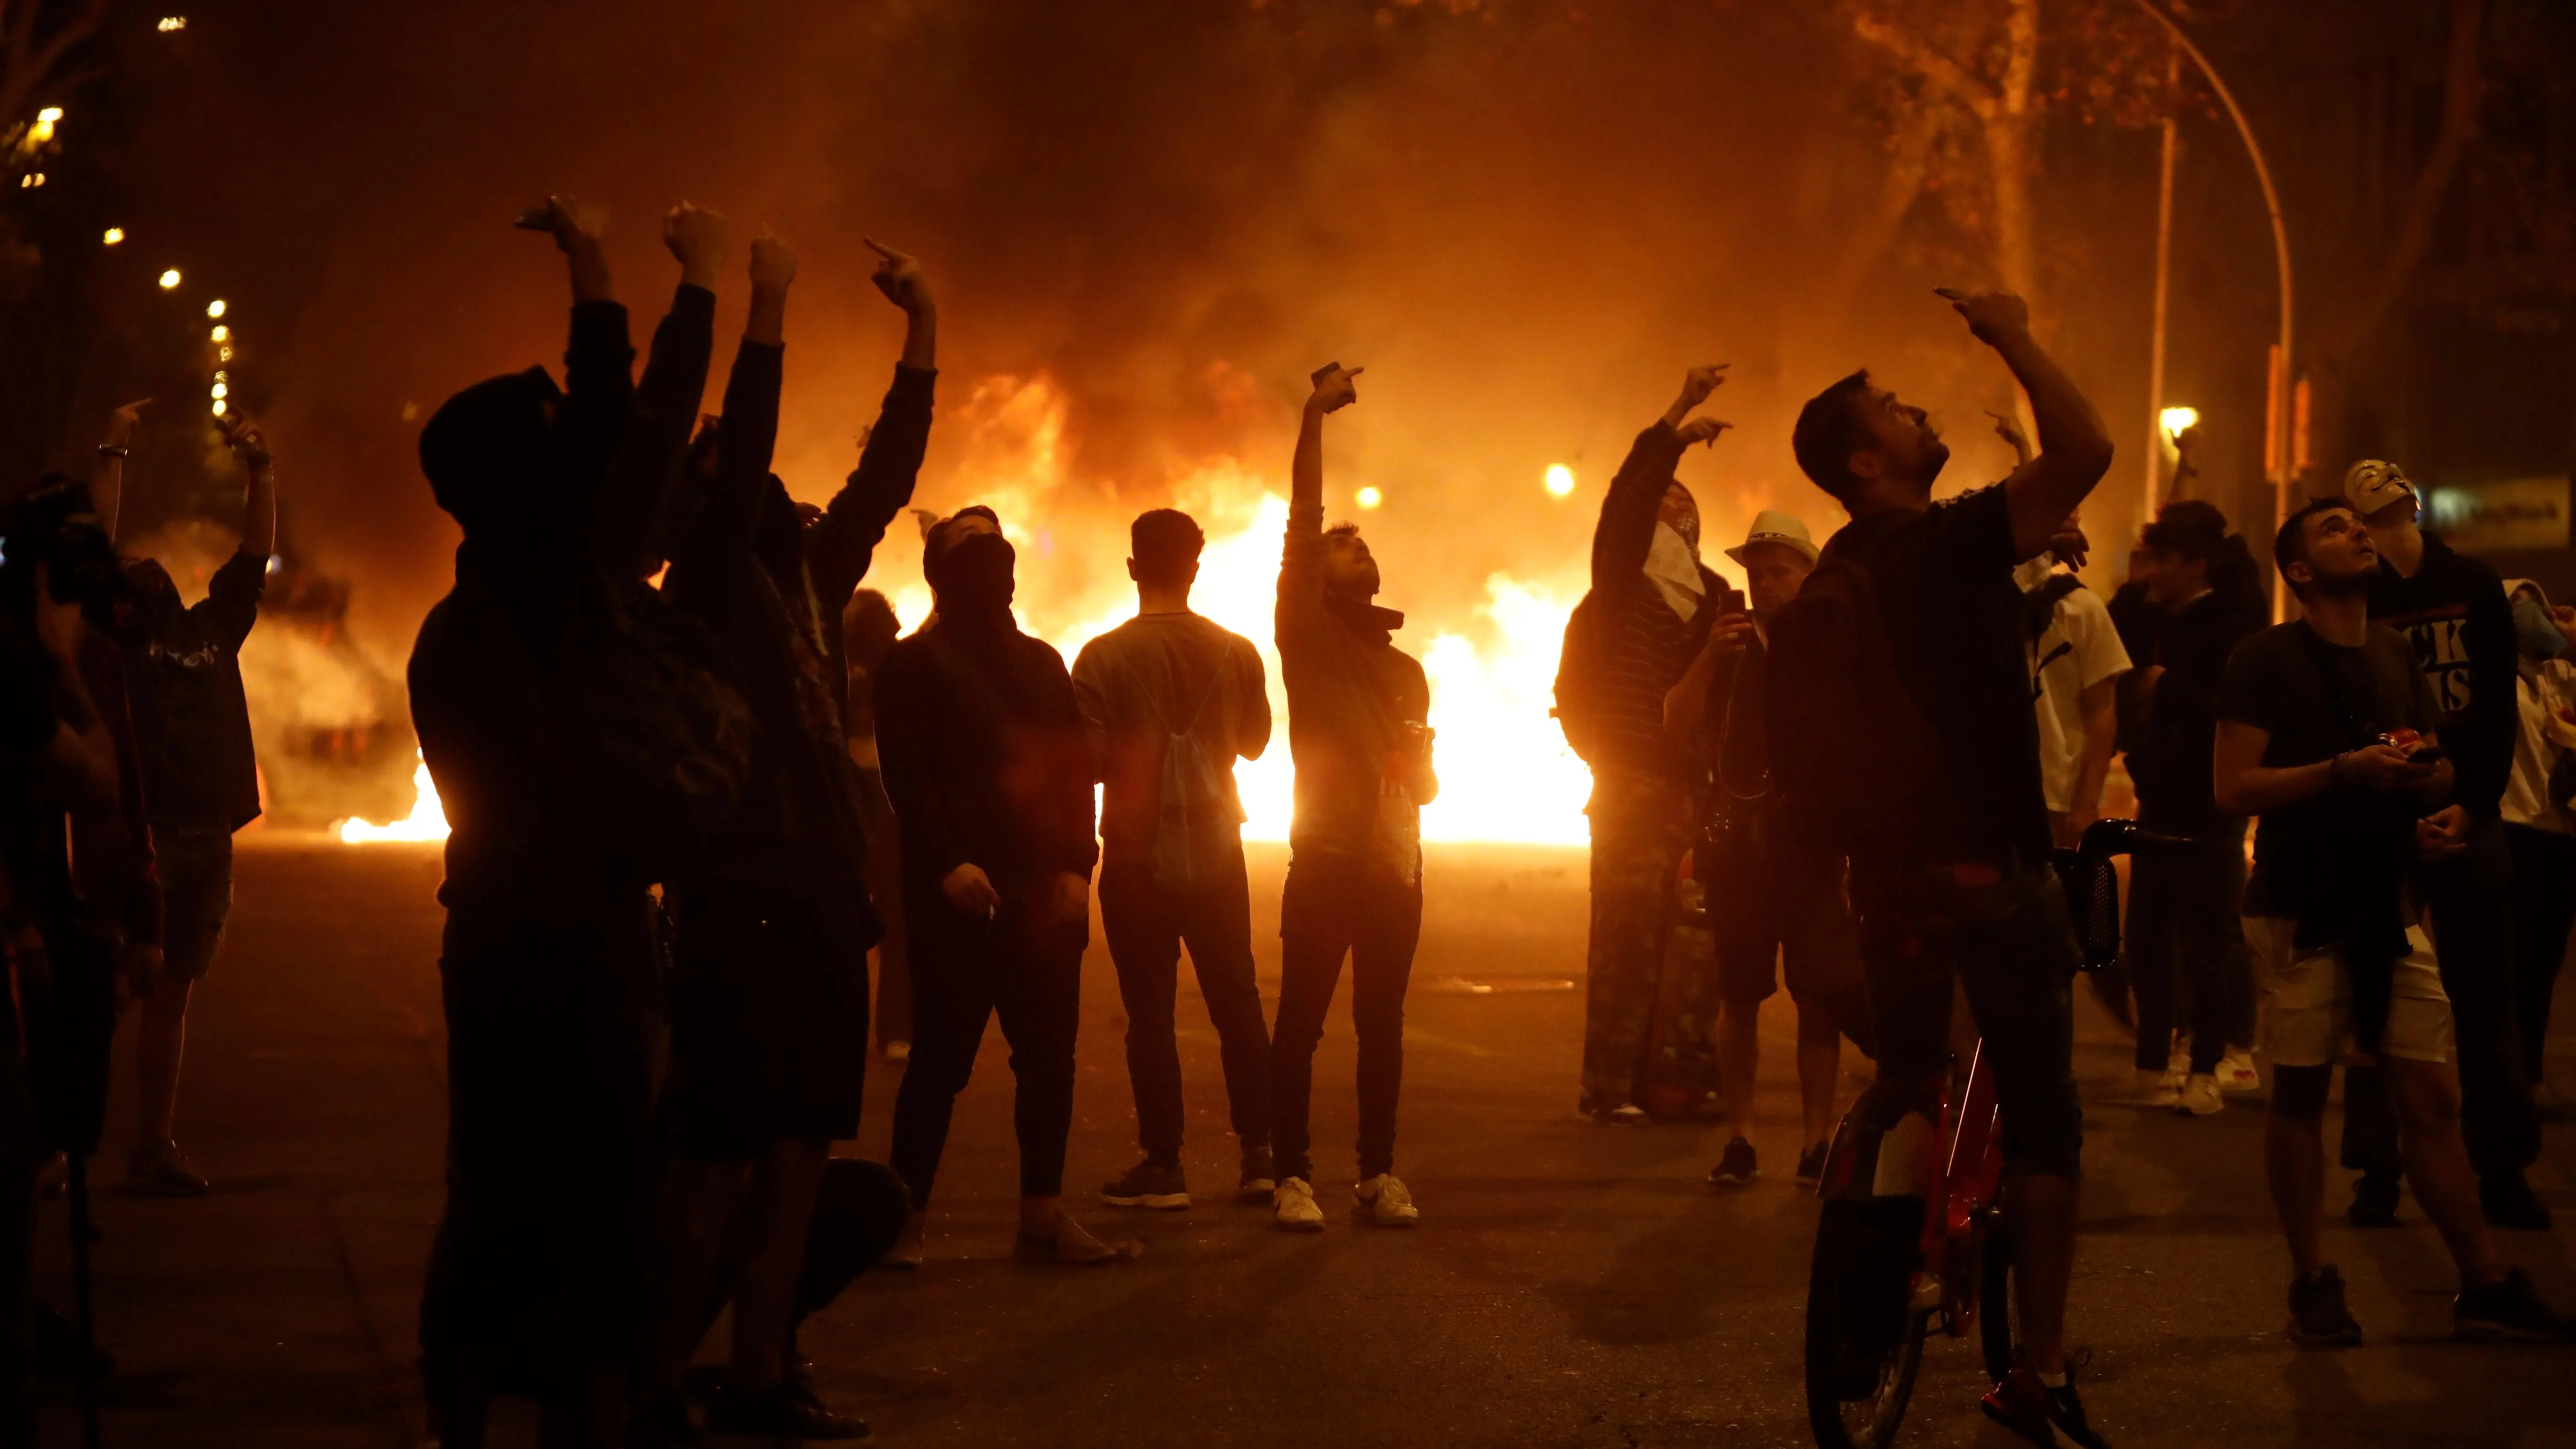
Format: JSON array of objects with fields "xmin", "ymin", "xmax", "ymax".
[{"xmin": 35, "ymin": 839, "xmax": 2576, "ymax": 1447}]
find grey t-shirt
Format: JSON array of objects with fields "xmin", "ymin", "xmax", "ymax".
[{"xmin": 1071, "ymin": 612, "xmax": 1270, "ymax": 863}]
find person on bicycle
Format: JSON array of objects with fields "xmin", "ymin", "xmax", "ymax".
[
  {"xmin": 1781, "ymin": 290, "xmax": 2113, "ymax": 1448},
  {"xmin": 2213, "ymin": 498, "xmax": 2575, "ymax": 1345}
]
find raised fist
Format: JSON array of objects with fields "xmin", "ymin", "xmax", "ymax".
[{"xmin": 748, "ymin": 229, "xmax": 798, "ymax": 293}]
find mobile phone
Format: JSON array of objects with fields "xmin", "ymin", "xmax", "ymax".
[
  {"xmin": 2406, "ymin": 745, "xmax": 2447, "ymax": 766},
  {"xmin": 1311, "ymin": 362, "xmax": 1343, "ymax": 386},
  {"xmin": 1715, "ymin": 584, "xmax": 1748, "ymax": 617}
]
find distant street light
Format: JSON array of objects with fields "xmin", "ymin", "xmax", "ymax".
[
  {"xmin": 101, "ymin": 227, "xmax": 123, "ymax": 245},
  {"xmin": 206, "ymin": 298, "xmax": 226, "ymax": 319},
  {"xmin": 158, "ymin": 268, "xmax": 182, "ymax": 290},
  {"xmin": 1355, "ymin": 486, "xmax": 1383, "ymax": 510},
  {"xmin": 1544, "ymin": 464, "xmax": 1576, "ymax": 498}
]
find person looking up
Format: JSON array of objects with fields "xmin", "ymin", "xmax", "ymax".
[
  {"xmin": 1778, "ymin": 289, "xmax": 2113, "ymax": 1448},
  {"xmin": 1268, "ymin": 362, "xmax": 1435, "ymax": 1232},
  {"xmin": 1075, "ymin": 509, "xmax": 1277, "ymax": 1212},
  {"xmin": 2497, "ymin": 581, "xmax": 2576, "ymax": 1119}
]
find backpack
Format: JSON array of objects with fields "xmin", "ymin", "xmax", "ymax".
[
  {"xmin": 1762, "ymin": 549, "xmax": 1942, "ymax": 855},
  {"xmin": 1149, "ymin": 649, "xmax": 1239, "ymax": 890},
  {"xmin": 1552, "ymin": 590, "xmax": 1612, "ymax": 765}
]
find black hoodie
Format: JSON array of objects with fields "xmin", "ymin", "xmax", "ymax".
[{"xmin": 2367, "ymin": 529, "xmax": 2517, "ymax": 821}]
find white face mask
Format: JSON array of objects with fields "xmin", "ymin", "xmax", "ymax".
[{"xmin": 1645, "ymin": 522, "xmax": 1706, "ymax": 621}]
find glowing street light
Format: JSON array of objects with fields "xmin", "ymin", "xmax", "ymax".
[
  {"xmin": 209, "ymin": 324, "xmax": 230, "ymax": 342},
  {"xmin": 30, "ymin": 108, "xmax": 59, "ymax": 143},
  {"xmin": 1354, "ymin": 486, "xmax": 1383, "ymax": 510},
  {"xmin": 205, "ymin": 298, "xmax": 226, "ymax": 319},
  {"xmin": 2159, "ymin": 406, "xmax": 2200, "ymax": 442},
  {"xmin": 209, "ymin": 382, "xmax": 228, "ymax": 401},
  {"xmin": 101, "ymin": 227, "xmax": 123, "ymax": 245},
  {"xmin": 1544, "ymin": 464, "xmax": 1576, "ymax": 498},
  {"xmin": 157, "ymin": 16, "xmax": 187, "ymax": 32},
  {"xmin": 209, "ymin": 399, "xmax": 226, "ymax": 416},
  {"xmin": 17, "ymin": 173, "xmax": 41, "ymax": 189},
  {"xmin": 158, "ymin": 268, "xmax": 182, "ymax": 290}
]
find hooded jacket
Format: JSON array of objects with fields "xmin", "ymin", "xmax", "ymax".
[{"xmin": 2368, "ymin": 528, "xmax": 2517, "ymax": 821}]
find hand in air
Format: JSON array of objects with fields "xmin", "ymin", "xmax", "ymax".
[
  {"xmin": 1704, "ymin": 612, "xmax": 1757, "ymax": 655},
  {"xmin": 105, "ymin": 398, "xmax": 151, "ymax": 448},
  {"xmin": 214, "ymin": 410, "xmax": 270, "ymax": 467},
  {"xmin": 1674, "ymin": 417, "xmax": 1731, "ymax": 448},
  {"xmin": 522, "ymin": 194, "xmax": 611, "ymax": 252},
  {"xmin": 1945, "ymin": 290, "xmax": 2030, "ymax": 344},
  {"xmin": 942, "ymin": 862, "xmax": 1000, "ymax": 917},
  {"xmin": 1985, "ymin": 408, "xmax": 2030, "ymax": 457},
  {"xmin": 662, "ymin": 202, "xmax": 731, "ymax": 283},
  {"xmin": 2048, "ymin": 523, "xmax": 2089, "ymax": 570},
  {"xmin": 748, "ymin": 228, "xmax": 798, "ymax": 293},
  {"xmin": 1310, "ymin": 364, "xmax": 1363, "ymax": 415},
  {"xmin": 1676, "ymin": 364, "xmax": 1730, "ymax": 411},
  {"xmin": 865, "ymin": 238, "xmax": 933, "ymax": 314}
]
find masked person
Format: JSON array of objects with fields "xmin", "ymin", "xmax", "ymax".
[
  {"xmin": 1266, "ymin": 362, "xmax": 1434, "ymax": 1232},
  {"xmin": 410, "ymin": 197, "xmax": 744, "ymax": 1449},
  {"xmin": 1075, "ymin": 509, "xmax": 1276, "ymax": 1211},
  {"xmin": 1555, "ymin": 368, "xmax": 1730, "ymax": 1125},
  {"xmin": 877, "ymin": 510, "xmax": 1127, "ymax": 1266},
  {"xmin": 2337, "ymin": 460, "xmax": 2545, "ymax": 1231},
  {"xmin": 2121, "ymin": 500, "xmax": 2265, "ymax": 1113},
  {"xmin": 87, "ymin": 404, "xmax": 276, "ymax": 1197},
  {"xmin": 1665, "ymin": 510, "xmax": 1869, "ymax": 1188},
  {"xmin": 1775, "ymin": 292, "xmax": 2113, "ymax": 1447},
  {"xmin": 2500, "ymin": 580, "xmax": 2576, "ymax": 1119},
  {"xmin": 2214, "ymin": 498, "xmax": 2574, "ymax": 1346},
  {"xmin": 642, "ymin": 233, "xmax": 936, "ymax": 1444}
]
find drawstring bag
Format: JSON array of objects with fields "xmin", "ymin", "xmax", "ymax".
[{"xmin": 1149, "ymin": 656, "xmax": 1238, "ymax": 891}]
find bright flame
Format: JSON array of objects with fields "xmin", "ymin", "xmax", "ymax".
[
  {"xmin": 158, "ymin": 268, "xmax": 182, "ymax": 290},
  {"xmin": 1544, "ymin": 463, "xmax": 1576, "ymax": 497},
  {"xmin": 2159, "ymin": 406, "xmax": 2199, "ymax": 440},
  {"xmin": 206, "ymin": 298, "xmax": 226, "ymax": 319},
  {"xmin": 101, "ymin": 227, "xmax": 123, "ymax": 245},
  {"xmin": 35, "ymin": 108, "xmax": 62, "ymax": 124},
  {"xmin": 337, "ymin": 754, "xmax": 449, "ymax": 843},
  {"xmin": 1354, "ymin": 485, "xmax": 1383, "ymax": 510}
]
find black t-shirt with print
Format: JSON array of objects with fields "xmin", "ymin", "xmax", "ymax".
[
  {"xmin": 2214, "ymin": 620, "xmax": 2437, "ymax": 928},
  {"xmin": 120, "ymin": 547, "xmax": 266, "ymax": 830}
]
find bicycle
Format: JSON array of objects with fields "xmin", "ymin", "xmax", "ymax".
[{"xmin": 1801, "ymin": 817, "xmax": 2174, "ymax": 1449}]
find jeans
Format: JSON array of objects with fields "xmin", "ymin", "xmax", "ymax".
[
  {"xmin": 1580, "ymin": 771, "xmax": 1692, "ymax": 1110},
  {"xmin": 1098, "ymin": 844, "xmax": 1272, "ymax": 1165},
  {"xmin": 1270, "ymin": 852, "xmax": 1422, "ymax": 1183},
  {"xmin": 2126, "ymin": 818, "xmax": 2255, "ymax": 1075},
  {"xmin": 2504, "ymin": 823, "xmax": 2576, "ymax": 1083},
  {"xmin": 887, "ymin": 897, "xmax": 1084, "ymax": 1204},
  {"xmin": 2343, "ymin": 815, "xmax": 2536, "ymax": 1178},
  {"xmin": 1852, "ymin": 861, "xmax": 2085, "ymax": 1181}
]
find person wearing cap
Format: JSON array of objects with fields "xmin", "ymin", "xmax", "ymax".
[
  {"xmin": 2498, "ymin": 580, "xmax": 2576, "ymax": 1121},
  {"xmin": 2337, "ymin": 459, "xmax": 2546, "ymax": 1232},
  {"xmin": 2122, "ymin": 499, "xmax": 2267, "ymax": 1114},
  {"xmin": 1664, "ymin": 509, "xmax": 1870, "ymax": 1189},
  {"xmin": 1558, "ymin": 365, "xmax": 1730, "ymax": 1127}
]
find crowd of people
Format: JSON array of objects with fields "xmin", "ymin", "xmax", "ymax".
[{"xmin": 1, "ymin": 189, "xmax": 2573, "ymax": 1449}]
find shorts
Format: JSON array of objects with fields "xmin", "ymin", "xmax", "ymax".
[
  {"xmin": 154, "ymin": 826, "xmax": 234, "ymax": 983},
  {"xmin": 663, "ymin": 886, "xmax": 872, "ymax": 1160},
  {"xmin": 2244, "ymin": 916, "xmax": 2452, "ymax": 1068},
  {"xmin": 1707, "ymin": 818, "xmax": 1860, "ymax": 1011}
]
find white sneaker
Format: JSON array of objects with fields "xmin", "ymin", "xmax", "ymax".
[
  {"xmin": 2174, "ymin": 1072, "xmax": 2224, "ymax": 1117},
  {"xmin": 2135, "ymin": 1067, "xmax": 2182, "ymax": 1108},
  {"xmin": 1353, "ymin": 1173, "xmax": 1419, "ymax": 1227},
  {"xmin": 2216, "ymin": 1051, "xmax": 2261, "ymax": 1092},
  {"xmin": 1273, "ymin": 1176, "xmax": 1325, "ymax": 1232}
]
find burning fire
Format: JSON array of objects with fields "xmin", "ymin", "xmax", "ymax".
[{"xmin": 336, "ymin": 752, "xmax": 449, "ymax": 843}]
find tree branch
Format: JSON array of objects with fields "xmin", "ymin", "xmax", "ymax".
[{"xmin": 1852, "ymin": 9, "xmax": 1999, "ymax": 122}]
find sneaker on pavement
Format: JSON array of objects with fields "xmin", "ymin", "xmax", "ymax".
[
  {"xmin": 2216, "ymin": 1051, "xmax": 2261, "ymax": 1092},
  {"xmin": 1099, "ymin": 1157, "xmax": 1191, "ymax": 1210},
  {"xmin": 2172, "ymin": 1073, "xmax": 2223, "ymax": 1118},
  {"xmin": 2455, "ymin": 1267, "xmax": 2576, "ymax": 1340},
  {"xmin": 126, "ymin": 1140, "xmax": 209, "ymax": 1197},
  {"xmin": 1795, "ymin": 1141, "xmax": 1829, "ymax": 1188},
  {"xmin": 885, "ymin": 1212, "xmax": 926, "ymax": 1268},
  {"xmin": 1239, "ymin": 1145, "xmax": 1278, "ymax": 1199},
  {"xmin": 1014, "ymin": 1212, "xmax": 1142, "ymax": 1264},
  {"xmin": 2286, "ymin": 1266, "xmax": 2364, "ymax": 1346},
  {"xmin": 1980, "ymin": 1363, "xmax": 2111, "ymax": 1449},
  {"xmin": 2479, "ymin": 1168, "xmax": 2552, "ymax": 1231},
  {"xmin": 2347, "ymin": 1169, "xmax": 2402, "ymax": 1229},
  {"xmin": 703, "ymin": 1378, "xmax": 869, "ymax": 1441},
  {"xmin": 2133, "ymin": 1067, "xmax": 2182, "ymax": 1108},
  {"xmin": 1707, "ymin": 1136, "xmax": 1757, "ymax": 1187},
  {"xmin": 1274, "ymin": 1175, "xmax": 1325, "ymax": 1232},
  {"xmin": 1353, "ymin": 1173, "xmax": 1420, "ymax": 1227}
]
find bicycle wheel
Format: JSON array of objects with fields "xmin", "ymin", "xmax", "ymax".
[
  {"xmin": 1979, "ymin": 1219, "xmax": 2020, "ymax": 1385},
  {"xmin": 1804, "ymin": 1197, "xmax": 1929, "ymax": 1449}
]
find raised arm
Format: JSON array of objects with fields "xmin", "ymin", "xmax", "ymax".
[
  {"xmin": 684, "ymin": 234, "xmax": 795, "ymax": 575},
  {"xmin": 807, "ymin": 241, "xmax": 940, "ymax": 606},
  {"xmin": 1598, "ymin": 367, "xmax": 1728, "ymax": 584},
  {"xmin": 1280, "ymin": 363, "xmax": 1361, "ymax": 629},
  {"xmin": 93, "ymin": 399, "xmax": 148, "ymax": 543},
  {"xmin": 214, "ymin": 409, "xmax": 277, "ymax": 560},
  {"xmin": 525, "ymin": 196, "xmax": 636, "ymax": 539},
  {"xmin": 1947, "ymin": 293, "xmax": 2115, "ymax": 562},
  {"xmin": 604, "ymin": 204, "xmax": 727, "ymax": 573}
]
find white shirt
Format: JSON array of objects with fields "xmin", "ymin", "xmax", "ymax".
[
  {"xmin": 2021, "ymin": 567, "xmax": 2133, "ymax": 815},
  {"xmin": 2504, "ymin": 660, "xmax": 2576, "ymax": 834}
]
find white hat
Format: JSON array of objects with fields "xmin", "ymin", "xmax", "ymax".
[
  {"xmin": 1725, "ymin": 509, "xmax": 1820, "ymax": 567},
  {"xmin": 2342, "ymin": 459, "xmax": 2418, "ymax": 519}
]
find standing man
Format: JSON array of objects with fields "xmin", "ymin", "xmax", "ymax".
[
  {"xmin": 1268, "ymin": 362, "xmax": 1435, "ymax": 1232},
  {"xmin": 1561, "ymin": 367, "xmax": 1731, "ymax": 1124},
  {"xmin": 2213, "ymin": 498, "xmax": 2571, "ymax": 1344},
  {"xmin": 1075, "ymin": 509, "xmax": 1276, "ymax": 1211},
  {"xmin": 1778, "ymin": 291, "xmax": 2113, "ymax": 1447},
  {"xmin": 877, "ymin": 510, "xmax": 1127, "ymax": 1266},
  {"xmin": 1664, "ymin": 510, "xmax": 1868, "ymax": 1188},
  {"xmin": 94, "ymin": 404, "xmax": 277, "ymax": 1195},
  {"xmin": 2339, "ymin": 460, "xmax": 2546, "ymax": 1230},
  {"xmin": 2122, "ymin": 499, "xmax": 2265, "ymax": 1112}
]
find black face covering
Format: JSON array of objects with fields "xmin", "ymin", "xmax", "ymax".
[{"xmin": 928, "ymin": 530, "xmax": 1016, "ymax": 624}]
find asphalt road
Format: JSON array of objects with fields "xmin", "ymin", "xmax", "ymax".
[{"xmin": 35, "ymin": 838, "xmax": 2576, "ymax": 1447}]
